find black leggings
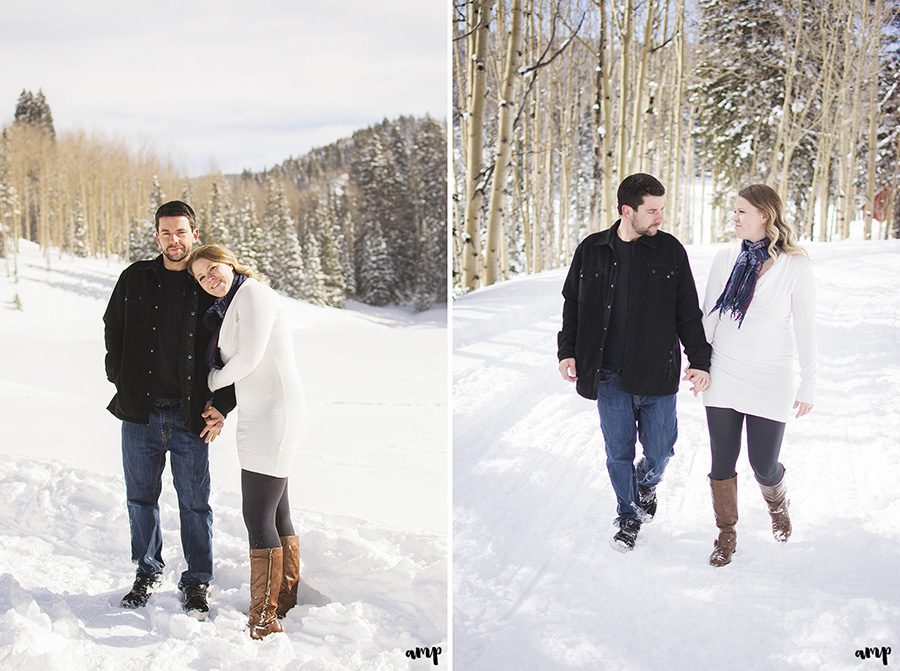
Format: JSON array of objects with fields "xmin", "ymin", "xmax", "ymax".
[
  {"xmin": 241, "ymin": 469, "xmax": 295, "ymax": 549},
  {"xmin": 706, "ymin": 407, "xmax": 786, "ymax": 486}
]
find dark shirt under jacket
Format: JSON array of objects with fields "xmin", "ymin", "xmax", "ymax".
[
  {"xmin": 601, "ymin": 234, "xmax": 634, "ymax": 373},
  {"xmin": 557, "ymin": 220, "xmax": 711, "ymax": 400},
  {"xmin": 103, "ymin": 255, "xmax": 236, "ymax": 435},
  {"xmin": 152, "ymin": 268, "xmax": 193, "ymax": 401}
]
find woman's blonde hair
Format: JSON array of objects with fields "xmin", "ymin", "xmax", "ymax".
[
  {"xmin": 187, "ymin": 244, "xmax": 255, "ymax": 279},
  {"xmin": 738, "ymin": 184, "xmax": 806, "ymax": 257}
]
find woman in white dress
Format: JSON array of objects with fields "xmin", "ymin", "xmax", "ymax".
[
  {"xmin": 701, "ymin": 184, "xmax": 816, "ymax": 567},
  {"xmin": 188, "ymin": 244, "xmax": 305, "ymax": 638}
]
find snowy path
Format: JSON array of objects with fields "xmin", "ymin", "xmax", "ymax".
[
  {"xmin": 0, "ymin": 243, "xmax": 446, "ymax": 670},
  {"xmin": 453, "ymin": 240, "xmax": 900, "ymax": 671}
]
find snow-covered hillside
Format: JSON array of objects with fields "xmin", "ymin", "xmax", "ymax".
[
  {"xmin": 0, "ymin": 241, "xmax": 447, "ymax": 670},
  {"xmin": 453, "ymin": 240, "xmax": 900, "ymax": 671}
]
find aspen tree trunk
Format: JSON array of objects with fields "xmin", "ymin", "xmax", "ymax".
[
  {"xmin": 514, "ymin": 146, "xmax": 532, "ymax": 273},
  {"xmin": 462, "ymin": 0, "xmax": 491, "ymax": 290},
  {"xmin": 599, "ymin": 0, "xmax": 614, "ymax": 231},
  {"xmin": 543, "ymin": 107, "xmax": 554, "ymax": 268},
  {"xmin": 528, "ymin": 5, "xmax": 545, "ymax": 274},
  {"xmin": 615, "ymin": 0, "xmax": 633, "ymax": 181},
  {"xmin": 671, "ymin": 0, "xmax": 686, "ymax": 240},
  {"xmin": 767, "ymin": 1, "xmax": 804, "ymax": 185},
  {"xmin": 629, "ymin": 0, "xmax": 654, "ymax": 175},
  {"xmin": 484, "ymin": 0, "xmax": 524, "ymax": 286},
  {"xmin": 863, "ymin": 0, "xmax": 882, "ymax": 240},
  {"xmin": 591, "ymin": 0, "xmax": 605, "ymax": 232},
  {"xmin": 834, "ymin": 0, "xmax": 859, "ymax": 240}
]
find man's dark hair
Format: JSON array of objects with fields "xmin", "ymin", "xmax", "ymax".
[
  {"xmin": 617, "ymin": 173, "xmax": 665, "ymax": 214},
  {"xmin": 155, "ymin": 200, "xmax": 197, "ymax": 231}
]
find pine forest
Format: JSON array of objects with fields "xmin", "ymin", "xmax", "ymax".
[
  {"xmin": 453, "ymin": 0, "xmax": 900, "ymax": 292},
  {"xmin": 0, "ymin": 90, "xmax": 447, "ymax": 310}
]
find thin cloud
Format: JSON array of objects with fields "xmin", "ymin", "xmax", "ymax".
[{"xmin": 0, "ymin": 0, "xmax": 447, "ymax": 175}]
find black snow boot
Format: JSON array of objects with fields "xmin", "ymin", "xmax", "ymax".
[
  {"xmin": 639, "ymin": 484, "xmax": 658, "ymax": 522},
  {"xmin": 180, "ymin": 582, "xmax": 210, "ymax": 620},
  {"xmin": 120, "ymin": 572, "xmax": 162, "ymax": 609},
  {"xmin": 610, "ymin": 517, "xmax": 641, "ymax": 552}
]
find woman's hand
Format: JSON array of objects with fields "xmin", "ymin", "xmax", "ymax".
[
  {"xmin": 201, "ymin": 404, "xmax": 225, "ymax": 443},
  {"xmin": 793, "ymin": 401, "xmax": 813, "ymax": 418}
]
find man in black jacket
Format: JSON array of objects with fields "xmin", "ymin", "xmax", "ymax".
[
  {"xmin": 557, "ymin": 174, "xmax": 711, "ymax": 552},
  {"xmin": 103, "ymin": 200, "xmax": 236, "ymax": 617}
]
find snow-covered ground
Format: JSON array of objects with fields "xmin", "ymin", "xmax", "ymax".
[
  {"xmin": 0, "ymin": 241, "xmax": 447, "ymax": 670},
  {"xmin": 453, "ymin": 239, "xmax": 900, "ymax": 670}
]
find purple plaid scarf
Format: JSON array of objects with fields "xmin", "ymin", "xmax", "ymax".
[
  {"xmin": 202, "ymin": 273, "xmax": 248, "ymax": 370},
  {"xmin": 710, "ymin": 239, "xmax": 770, "ymax": 328}
]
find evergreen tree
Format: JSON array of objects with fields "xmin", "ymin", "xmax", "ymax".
[
  {"xmin": 262, "ymin": 178, "xmax": 305, "ymax": 297},
  {"xmin": 72, "ymin": 199, "xmax": 88, "ymax": 257},
  {"xmin": 206, "ymin": 180, "xmax": 233, "ymax": 246},
  {"xmin": 14, "ymin": 89, "xmax": 55, "ymax": 138},
  {"xmin": 351, "ymin": 130, "xmax": 407, "ymax": 299},
  {"xmin": 235, "ymin": 195, "xmax": 262, "ymax": 275},
  {"xmin": 128, "ymin": 175, "xmax": 163, "ymax": 261},
  {"xmin": 301, "ymin": 233, "xmax": 329, "ymax": 305},
  {"xmin": 409, "ymin": 117, "xmax": 448, "ymax": 308},
  {"xmin": 320, "ymin": 220, "xmax": 348, "ymax": 308},
  {"xmin": 689, "ymin": 0, "xmax": 788, "ymax": 190},
  {"xmin": 357, "ymin": 220, "xmax": 395, "ymax": 306}
]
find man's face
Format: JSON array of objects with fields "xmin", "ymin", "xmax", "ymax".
[
  {"xmin": 155, "ymin": 216, "xmax": 198, "ymax": 263},
  {"xmin": 626, "ymin": 195, "xmax": 665, "ymax": 236}
]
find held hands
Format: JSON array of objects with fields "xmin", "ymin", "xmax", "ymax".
[
  {"xmin": 559, "ymin": 358, "xmax": 577, "ymax": 383},
  {"xmin": 200, "ymin": 404, "xmax": 225, "ymax": 444},
  {"xmin": 682, "ymin": 368, "xmax": 710, "ymax": 397},
  {"xmin": 793, "ymin": 401, "xmax": 813, "ymax": 418}
]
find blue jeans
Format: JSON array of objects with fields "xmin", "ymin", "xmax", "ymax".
[
  {"xmin": 122, "ymin": 403, "xmax": 213, "ymax": 586},
  {"xmin": 596, "ymin": 370, "xmax": 678, "ymax": 521}
]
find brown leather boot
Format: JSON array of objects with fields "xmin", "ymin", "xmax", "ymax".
[
  {"xmin": 248, "ymin": 546, "xmax": 284, "ymax": 640},
  {"xmin": 276, "ymin": 535, "xmax": 301, "ymax": 618},
  {"xmin": 759, "ymin": 471, "xmax": 791, "ymax": 542},
  {"xmin": 709, "ymin": 475, "xmax": 738, "ymax": 567}
]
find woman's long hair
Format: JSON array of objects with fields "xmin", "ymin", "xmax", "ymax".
[
  {"xmin": 738, "ymin": 184, "xmax": 806, "ymax": 257},
  {"xmin": 186, "ymin": 244, "xmax": 256, "ymax": 279}
]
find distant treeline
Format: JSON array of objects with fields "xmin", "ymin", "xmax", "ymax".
[{"xmin": 0, "ymin": 90, "xmax": 446, "ymax": 310}]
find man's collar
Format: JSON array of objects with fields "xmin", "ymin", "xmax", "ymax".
[{"xmin": 594, "ymin": 220, "xmax": 658, "ymax": 248}]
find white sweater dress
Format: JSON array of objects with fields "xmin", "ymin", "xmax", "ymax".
[
  {"xmin": 207, "ymin": 278, "xmax": 305, "ymax": 477},
  {"xmin": 701, "ymin": 245, "xmax": 817, "ymax": 423}
]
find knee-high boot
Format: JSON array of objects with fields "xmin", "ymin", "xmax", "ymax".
[
  {"xmin": 248, "ymin": 546, "xmax": 284, "ymax": 639},
  {"xmin": 759, "ymin": 470, "xmax": 791, "ymax": 542},
  {"xmin": 276, "ymin": 535, "xmax": 301, "ymax": 618},
  {"xmin": 709, "ymin": 475, "xmax": 738, "ymax": 567}
]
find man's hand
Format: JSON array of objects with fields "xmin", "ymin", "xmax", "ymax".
[
  {"xmin": 200, "ymin": 404, "xmax": 225, "ymax": 444},
  {"xmin": 203, "ymin": 405, "xmax": 225, "ymax": 424},
  {"xmin": 559, "ymin": 358, "xmax": 577, "ymax": 382},
  {"xmin": 682, "ymin": 368, "xmax": 710, "ymax": 397},
  {"xmin": 793, "ymin": 400, "xmax": 813, "ymax": 418}
]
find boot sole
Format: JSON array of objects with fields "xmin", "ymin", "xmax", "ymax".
[
  {"xmin": 609, "ymin": 536, "xmax": 636, "ymax": 553},
  {"xmin": 709, "ymin": 548, "xmax": 737, "ymax": 567},
  {"xmin": 184, "ymin": 609, "xmax": 208, "ymax": 621}
]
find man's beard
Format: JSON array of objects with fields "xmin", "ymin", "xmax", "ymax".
[
  {"xmin": 162, "ymin": 244, "xmax": 189, "ymax": 262},
  {"xmin": 634, "ymin": 221, "xmax": 660, "ymax": 237}
]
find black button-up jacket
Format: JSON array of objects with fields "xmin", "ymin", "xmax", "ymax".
[
  {"xmin": 103, "ymin": 255, "xmax": 236, "ymax": 434},
  {"xmin": 557, "ymin": 221, "xmax": 711, "ymax": 399}
]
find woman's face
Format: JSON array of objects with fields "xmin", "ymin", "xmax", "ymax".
[
  {"xmin": 191, "ymin": 257, "xmax": 235, "ymax": 298},
  {"xmin": 732, "ymin": 196, "xmax": 768, "ymax": 242}
]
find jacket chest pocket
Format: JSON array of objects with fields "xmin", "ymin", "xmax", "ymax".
[
  {"xmin": 647, "ymin": 264, "xmax": 676, "ymax": 302},
  {"xmin": 578, "ymin": 268, "xmax": 611, "ymax": 305},
  {"xmin": 124, "ymin": 293, "xmax": 145, "ymax": 323}
]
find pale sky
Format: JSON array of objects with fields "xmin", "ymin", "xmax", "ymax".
[{"xmin": 0, "ymin": 0, "xmax": 447, "ymax": 176}]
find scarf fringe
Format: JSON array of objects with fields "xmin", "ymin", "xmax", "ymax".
[{"xmin": 710, "ymin": 240, "xmax": 770, "ymax": 328}]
